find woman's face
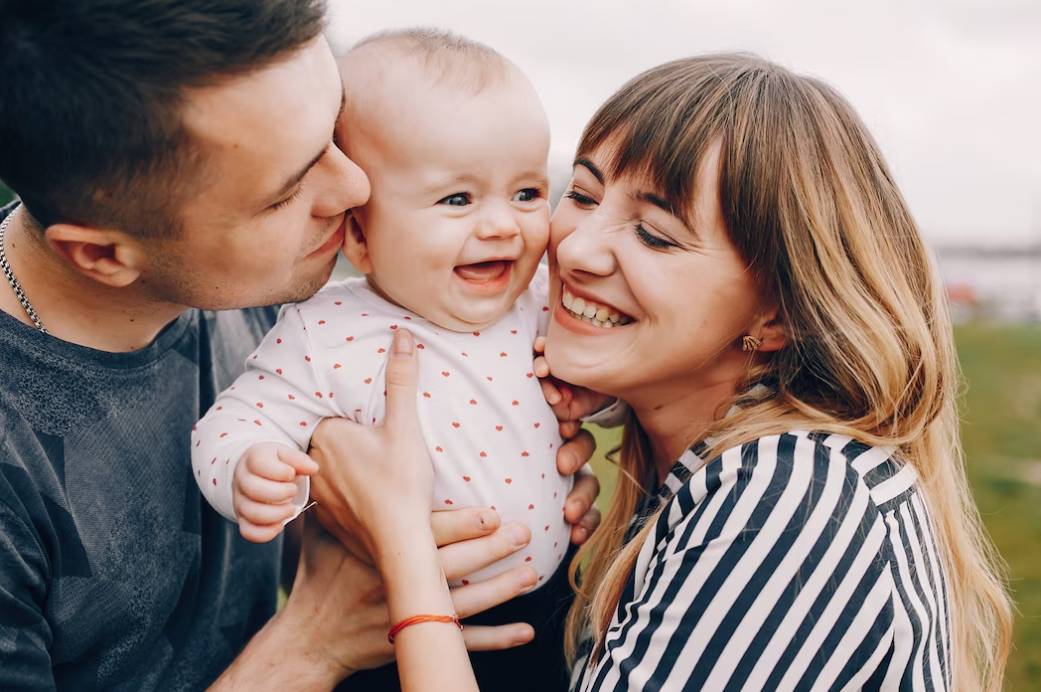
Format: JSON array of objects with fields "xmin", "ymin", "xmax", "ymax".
[{"xmin": 545, "ymin": 141, "xmax": 766, "ymax": 408}]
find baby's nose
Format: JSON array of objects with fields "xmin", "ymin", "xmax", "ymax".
[{"xmin": 475, "ymin": 208, "xmax": 521, "ymax": 240}]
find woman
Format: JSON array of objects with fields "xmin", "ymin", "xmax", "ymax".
[{"xmin": 316, "ymin": 53, "xmax": 1013, "ymax": 691}]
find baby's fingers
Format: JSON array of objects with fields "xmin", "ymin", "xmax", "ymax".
[
  {"xmin": 277, "ymin": 447, "xmax": 319, "ymax": 476},
  {"xmin": 239, "ymin": 520, "xmax": 285, "ymax": 544},
  {"xmin": 238, "ymin": 473, "xmax": 301, "ymax": 504},
  {"xmin": 238, "ymin": 498, "xmax": 297, "ymax": 527},
  {"xmin": 245, "ymin": 447, "xmax": 298, "ymax": 482}
]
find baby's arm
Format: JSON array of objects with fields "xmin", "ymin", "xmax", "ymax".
[{"xmin": 192, "ymin": 305, "xmax": 339, "ymax": 535}]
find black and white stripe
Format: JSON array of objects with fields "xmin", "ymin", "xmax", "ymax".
[{"xmin": 572, "ymin": 431, "xmax": 951, "ymax": 691}]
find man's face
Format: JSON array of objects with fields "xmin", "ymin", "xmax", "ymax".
[{"xmin": 143, "ymin": 37, "xmax": 370, "ymax": 311}]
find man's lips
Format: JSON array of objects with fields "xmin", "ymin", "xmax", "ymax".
[{"xmin": 308, "ymin": 219, "xmax": 346, "ymax": 258}]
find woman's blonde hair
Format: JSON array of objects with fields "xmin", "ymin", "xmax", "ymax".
[{"xmin": 564, "ymin": 54, "xmax": 1013, "ymax": 691}]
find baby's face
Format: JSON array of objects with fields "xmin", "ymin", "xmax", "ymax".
[{"xmin": 340, "ymin": 65, "xmax": 551, "ymax": 331}]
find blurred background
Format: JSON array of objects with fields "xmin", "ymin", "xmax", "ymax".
[{"xmin": 2, "ymin": 0, "xmax": 1038, "ymax": 684}]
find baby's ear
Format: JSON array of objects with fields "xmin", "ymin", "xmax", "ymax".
[{"xmin": 342, "ymin": 213, "xmax": 373, "ymax": 274}]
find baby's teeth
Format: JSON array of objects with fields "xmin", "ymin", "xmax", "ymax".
[
  {"xmin": 582, "ymin": 303, "xmax": 598, "ymax": 319},
  {"xmin": 562, "ymin": 291, "xmax": 574, "ymax": 310},
  {"xmin": 609, "ymin": 313, "xmax": 620, "ymax": 323},
  {"xmin": 595, "ymin": 307, "xmax": 609, "ymax": 322},
  {"xmin": 619, "ymin": 315, "xmax": 631, "ymax": 325},
  {"xmin": 571, "ymin": 297, "xmax": 586, "ymax": 314},
  {"xmin": 604, "ymin": 320, "xmax": 613, "ymax": 328}
]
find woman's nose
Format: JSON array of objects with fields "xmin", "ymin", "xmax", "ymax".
[
  {"xmin": 313, "ymin": 145, "xmax": 371, "ymax": 218},
  {"xmin": 556, "ymin": 211, "xmax": 617, "ymax": 278}
]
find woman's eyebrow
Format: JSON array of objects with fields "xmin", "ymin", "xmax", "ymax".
[
  {"xmin": 634, "ymin": 190, "xmax": 694, "ymax": 232},
  {"xmin": 574, "ymin": 157, "xmax": 604, "ymax": 184}
]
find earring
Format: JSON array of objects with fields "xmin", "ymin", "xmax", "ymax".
[{"xmin": 742, "ymin": 335, "xmax": 763, "ymax": 351}]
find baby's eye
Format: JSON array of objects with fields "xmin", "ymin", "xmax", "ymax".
[
  {"xmin": 438, "ymin": 193, "xmax": 471, "ymax": 207},
  {"xmin": 512, "ymin": 188, "xmax": 540, "ymax": 203}
]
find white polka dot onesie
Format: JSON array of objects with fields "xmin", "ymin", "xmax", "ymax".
[{"xmin": 191, "ymin": 266, "xmax": 572, "ymax": 588}]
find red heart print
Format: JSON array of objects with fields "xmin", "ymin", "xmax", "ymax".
[
  {"xmin": 435, "ymin": 446, "xmax": 443, "ymax": 452},
  {"xmin": 390, "ymin": 325, "xmax": 398, "ymax": 330},
  {"xmin": 253, "ymin": 420, "xmax": 261, "ymax": 426},
  {"xmin": 288, "ymin": 394, "xmax": 295, "ymax": 400},
  {"xmin": 528, "ymin": 504, "xmax": 534, "ymax": 510},
  {"xmin": 404, "ymin": 316, "xmax": 411, "ymax": 320},
  {"xmin": 334, "ymin": 301, "xmax": 341, "ymax": 305},
  {"xmin": 469, "ymin": 399, "xmax": 477, "ymax": 405},
  {"xmin": 521, "ymin": 452, "xmax": 529, "ymax": 457},
  {"xmin": 333, "ymin": 364, "xmax": 341, "ymax": 369},
  {"xmin": 444, "ymin": 499, "xmax": 453, "ymax": 505},
  {"xmin": 442, "ymin": 371, "xmax": 450, "ymax": 377},
  {"xmin": 463, "ymin": 476, "xmax": 471, "ymax": 482},
  {"xmin": 452, "ymin": 422, "xmax": 460, "ymax": 428},
  {"xmin": 345, "ymin": 337, "xmax": 354, "ymax": 342},
  {"xmin": 220, "ymin": 432, "xmax": 228, "ymax": 438},
  {"xmin": 512, "ymin": 400, "xmax": 519, "ymax": 406},
  {"xmin": 300, "ymin": 421, "xmax": 307, "ymax": 427},
  {"xmin": 505, "ymin": 478, "xmax": 512, "ymax": 484},
  {"xmin": 256, "ymin": 402, "xmax": 264, "ymax": 408},
  {"xmin": 541, "ymin": 473, "xmax": 545, "ymax": 479},
  {"xmin": 500, "ymin": 352, "xmax": 507, "ymax": 357},
  {"xmin": 318, "ymin": 320, "xmax": 326, "ymax": 325},
  {"xmin": 315, "ymin": 392, "xmax": 323, "ymax": 398},
  {"xmin": 423, "ymin": 392, "xmax": 431, "ymax": 398},
  {"xmin": 461, "ymin": 352, "xmax": 468, "ymax": 357},
  {"xmin": 473, "ymin": 331, "xmax": 480, "ymax": 336},
  {"xmin": 524, "ymin": 557, "xmax": 531, "ymax": 562},
  {"xmin": 417, "ymin": 344, "xmax": 425, "ymax": 350},
  {"xmin": 542, "ymin": 306, "xmax": 549, "ymax": 311},
  {"xmin": 364, "ymin": 378, "xmax": 372, "ymax": 384},
  {"xmin": 275, "ymin": 369, "xmax": 282, "ymax": 375},
  {"xmin": 305, "ymin": 356, "xmax": 311, "ymax": 361},
  {"xmin": 495, "ymin": 425, "xmax": 503, "ymax": 431},
  {"xmin": 511, "ymin": 330, "xmax": 517, "ymax": 334},
  {"xmin": 213, "ymin": 478, "xmax": 217, "ymax": 485},
  {"xmin": 534, "ymin": 423, "xmax": 540, "ymax": 428},
  {"xmin": 462, "ymin": 579, "xmax": 469, "ymax": 585},
  {"xmin": 545, "ymin": 526, "xmax": 550, "ymax": 531},
  {"xmin": 526, "ymin": 373, "xmax": 533, "ymax": 378},
  {"xmin": 276, "ymin": 338, "xmax": 282, "ymax": 344},
  {"xmin": 479, "ymin": 452, "xmax": 487, "ymax": 458},
  {"xmin": 378, "ymin": 348, "xmax": 385, "ymax": 353},
  {"xmin": 486, "ymin": 376, "xmax": 493, "ymax": 381},
  {"xmin": 258, "ymin": 375, "xmax": 265, "ymax": 380}
]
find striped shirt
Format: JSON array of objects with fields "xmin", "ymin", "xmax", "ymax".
[{"xmin": 571, "ymin": 431, "xmax": 951, "ymax": 692}]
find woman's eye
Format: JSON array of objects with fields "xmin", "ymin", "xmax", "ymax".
[
  {"xmin": 564, "ymin": 190, "xmax": 597, "ymax": 207},
  {"xmin": 439, "ymin": 193, "xmax": 471, "ymax": 207},
  {"xmin": 635, "ymin": 224, "xmax": 677, "ymax": 250},
  {"xmin": 512, "ymin": 188, "xmax": 540, "ymax": 203}
]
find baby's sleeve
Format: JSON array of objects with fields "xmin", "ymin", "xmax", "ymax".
[
  {"xmin": 519, "ymin": 262, "xmax": 552, "ymax": 338},
  {"xmin": 191, "ymin": 305, "xmax": 337, "ymax": 522}
]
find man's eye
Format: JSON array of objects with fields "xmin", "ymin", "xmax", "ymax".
[
  {"xmin": 512, "ymin": 188, "xmax": 539, "ymax": 202},
  {"xmin": 439, "ymin": 193, "xmax": 471, "ymax": 207}
]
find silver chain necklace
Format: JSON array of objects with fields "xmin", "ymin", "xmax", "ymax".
[{"xmin": 0, "ymin": 211, "xmax": 48, "ymax": 333}]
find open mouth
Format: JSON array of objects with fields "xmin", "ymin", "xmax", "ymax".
[
  {"xmin": 562, "ymin": 288, "xmax": 633, "ymax": 328},
  {"xmin": 454, "ymin": 260, "xmax": 513, "ymax": 282}
]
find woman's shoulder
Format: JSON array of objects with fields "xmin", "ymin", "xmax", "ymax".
[{"xmin": 657, "ymin": 431, "xmax": 910, "ymax": 546}]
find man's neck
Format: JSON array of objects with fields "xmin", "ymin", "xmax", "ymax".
[{"xmin": 0, "ymin": 208, "xmax": 188, "ymax": 352}]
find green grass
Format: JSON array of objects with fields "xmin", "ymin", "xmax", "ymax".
[{"xmin": 584, "ymin": 324, "xmax": 1041, "ymax": 689}]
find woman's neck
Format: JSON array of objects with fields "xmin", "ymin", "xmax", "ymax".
[{"xmin": 629, "ymin": 378, "xmax": 738, "ymax": 483}]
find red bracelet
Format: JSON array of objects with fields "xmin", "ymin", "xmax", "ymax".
[{"xmin": 388, "ymin": 614, "xmax": 463, "ymax": 644}]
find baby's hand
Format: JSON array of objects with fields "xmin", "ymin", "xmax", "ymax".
[
  {"xmin": 533, "ymin": 335, "xmax": 615, "ymax": 438},
  {"xmin": 233, "ymin": 442, "xmax": 319, "ymax": 543}
]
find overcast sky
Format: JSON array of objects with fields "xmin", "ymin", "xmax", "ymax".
[{"xmin": 327, "ymin": 0, "xmax": 1041, "ymax": 247}]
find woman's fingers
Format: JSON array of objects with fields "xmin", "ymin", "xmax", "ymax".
[
  {"xmin": 439, "ymin": 521, "xmax": 531, "ymax": 581},
  {"xmin": 383, "ymin": 328, "xmax": 419, "ymax": 435},
  {"xmin": 570, "ymin": 504, "xmax": 602, "ymax": 546},
  {"xmin": 451, "ymin": 566, "xmax": 537, "ymax": 618},
  {"xmin": 461, "ymin": 624, "xmax": 535, "ymax": 651},
  {"xmin": 430, "ymin": 507, "xmax": 501, "ymax": 547},
  {"xmin": 556, "ymin": 428, "xmax": 596, "ymax": 477}
]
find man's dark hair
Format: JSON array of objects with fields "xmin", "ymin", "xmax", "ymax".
[{"xmin": 0, "ymin": 0, "xmax": 328, "ymax": 236}]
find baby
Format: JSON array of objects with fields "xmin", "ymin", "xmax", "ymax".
[{"xmin": 191, "ymin": 30, "xmax": 571, "ymax": 591}]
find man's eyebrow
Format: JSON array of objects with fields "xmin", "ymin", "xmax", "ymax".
[
  {"xmin": 268, "ymin": 85, "xmax": 347, "ymax": 205},
  {"xmin": 574, "ymin": 157, "xmax": 604, "ymax": 184}
]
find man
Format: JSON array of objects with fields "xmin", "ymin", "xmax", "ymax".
[{"xmin": 0, "ymin": 1, "xmax": 599, "ymax": 689}]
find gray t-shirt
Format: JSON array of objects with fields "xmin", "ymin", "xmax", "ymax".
[{"xmin": 0, "ymin": 204, "xmax": 282, "ymax": 691}]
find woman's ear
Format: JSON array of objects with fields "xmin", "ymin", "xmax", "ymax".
[
  {"xmin": 44, "ymin": 224, "xmax": 143, "ymax": 288},
  {"xmin": 751, "ymin": 305, "xmax": 788, "ymax": 353},
  {"xmin": 342, "ymin": 213, "xmax": 373, "ymax": 274}
]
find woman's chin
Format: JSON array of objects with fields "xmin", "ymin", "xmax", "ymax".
[{"xmin": 544, "ymin": 340, "xmax": 615, "ymax": 395}]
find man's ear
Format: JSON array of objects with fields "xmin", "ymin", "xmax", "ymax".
[
  {"xmin": 341, "ymin": 213, "xmax": 373, "ymax": 274},
  {"xmin": 751, "ymin": 304, "xmax": 788, "ymax": 353},
  {"xmin": 44, "ymin": 224, "xmax": 144, "ymax": 288}
]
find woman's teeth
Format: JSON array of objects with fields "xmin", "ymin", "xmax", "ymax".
[{"xmin": 562, "ymin": 289, "xmax": 632, "ymax": 328}]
